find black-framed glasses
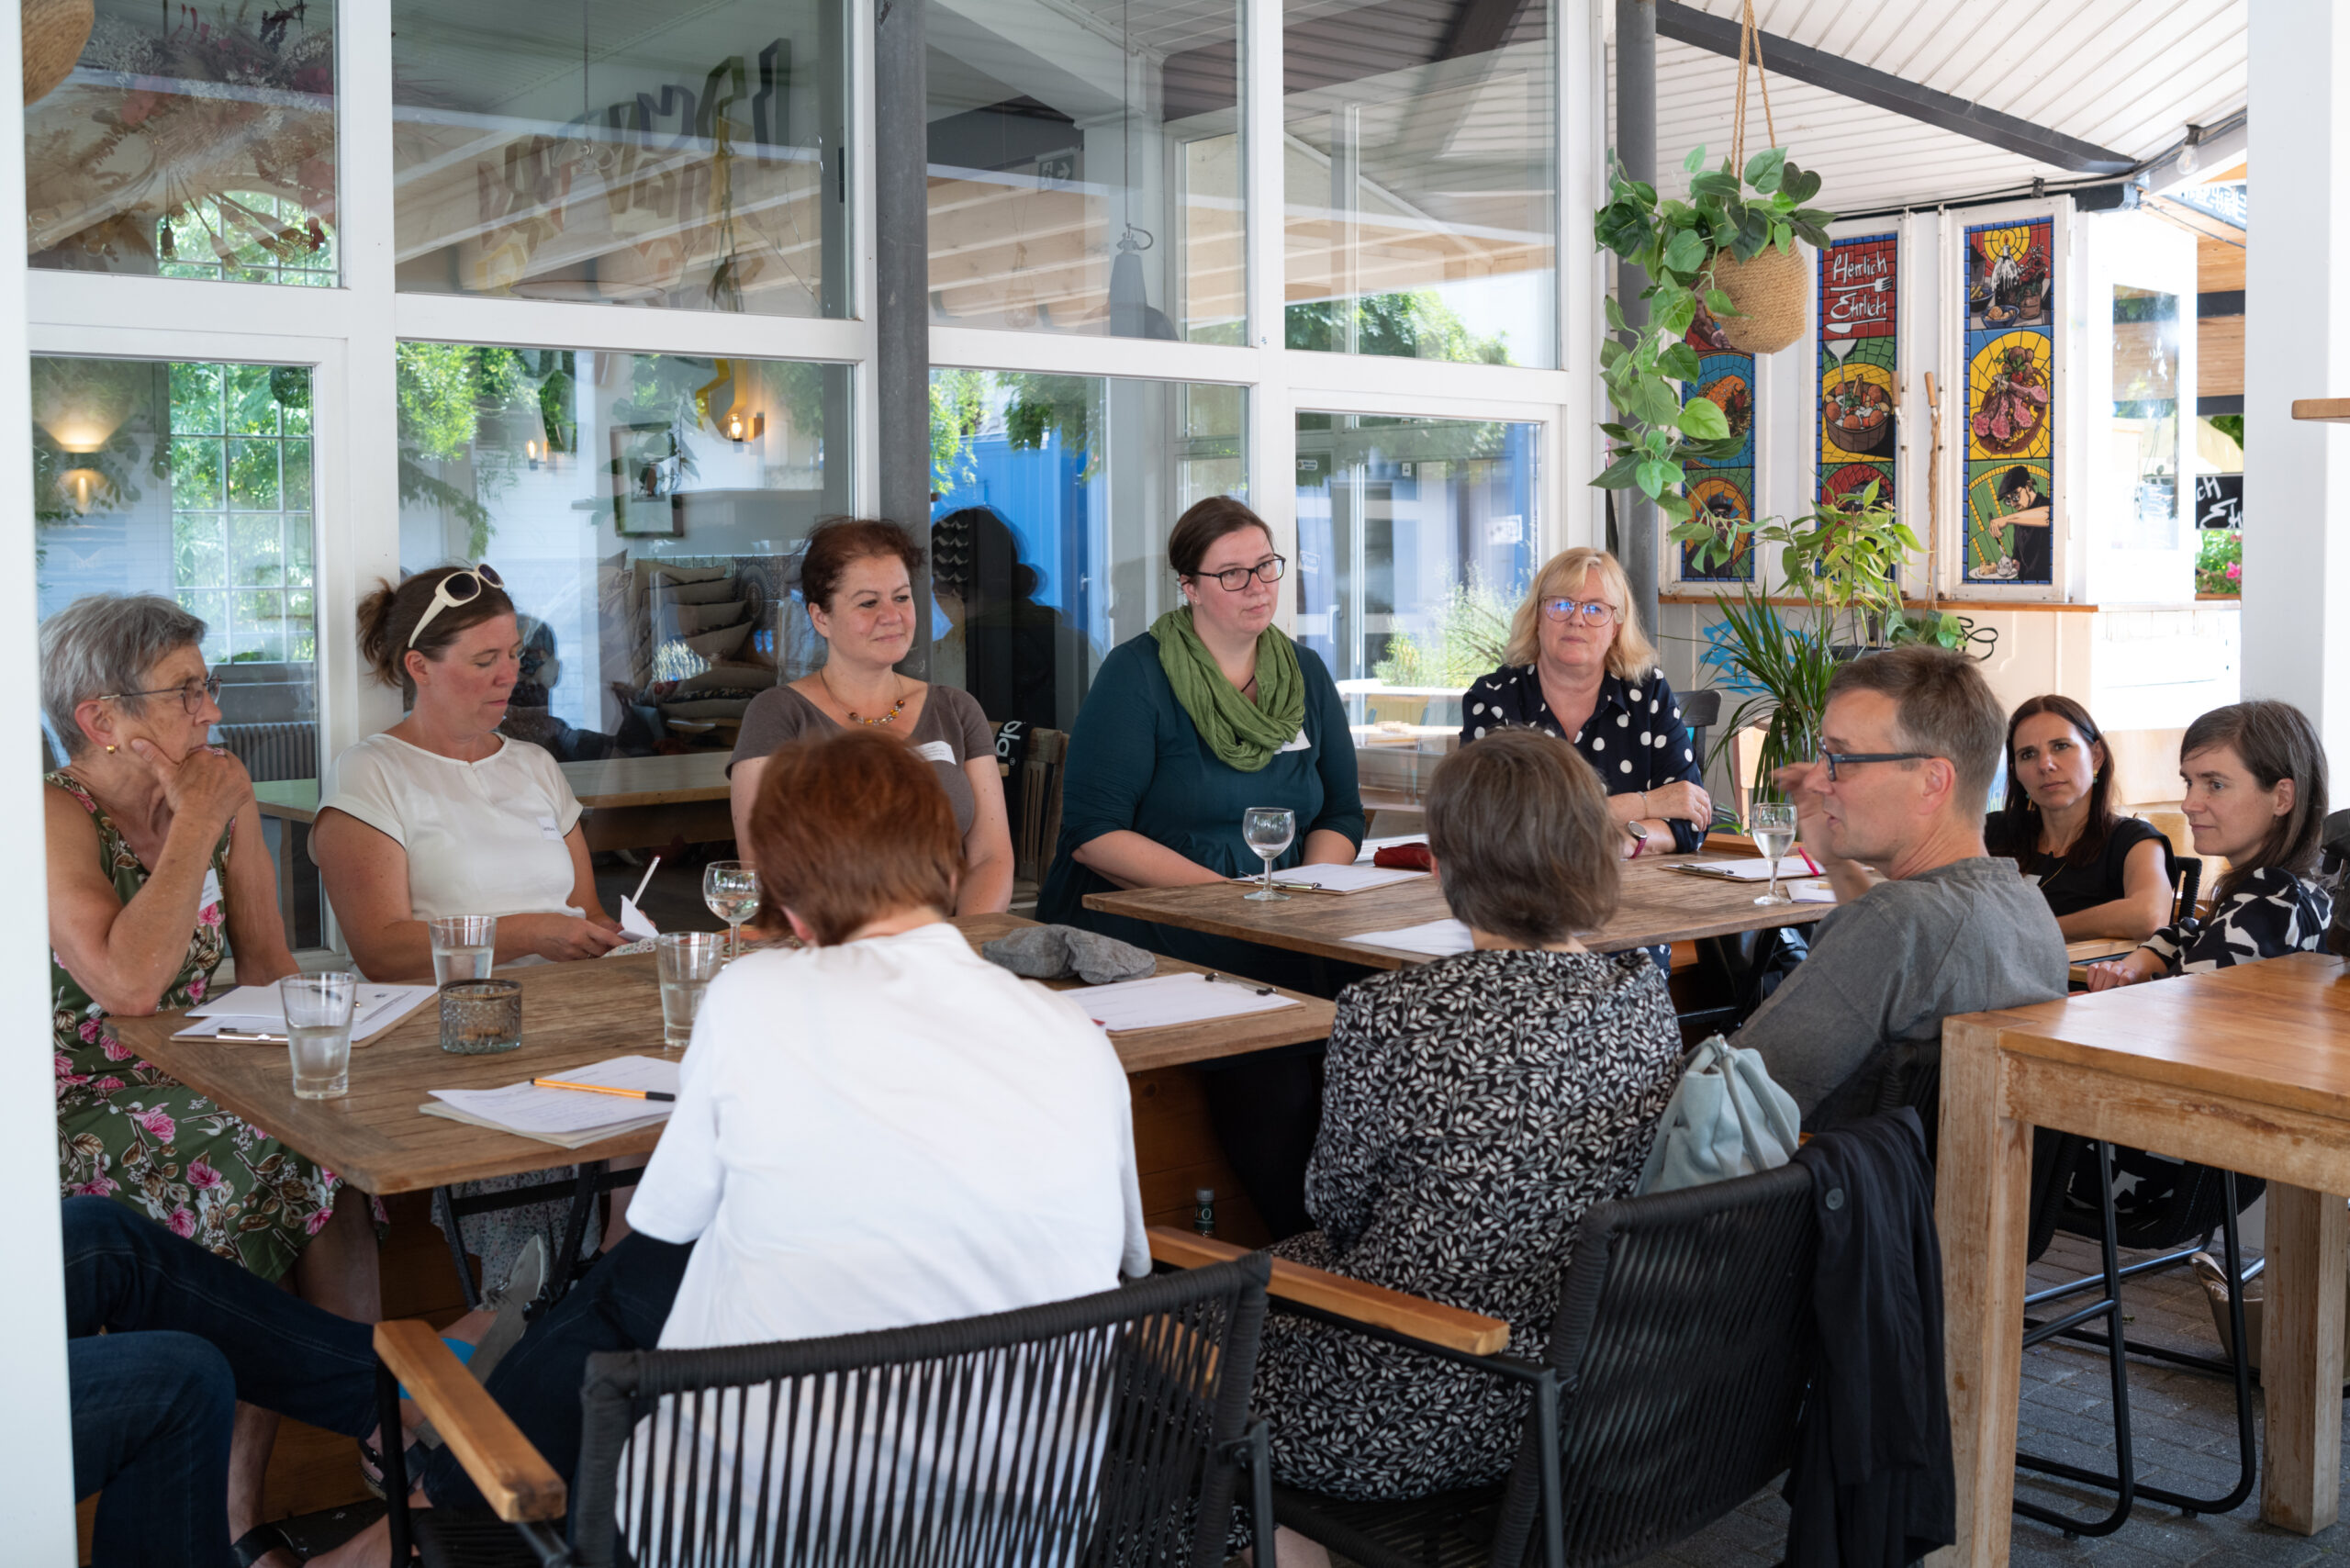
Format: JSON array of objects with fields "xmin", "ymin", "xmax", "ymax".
[
  {"xmin": 1194, "ymin": 555, "xmax": 1286, "ymax": 591},
  {"xmin": 1541, "ymin": 598, "xmax": 1617, "ymax": 625},
  {"xmin": 97, "ymin": 674, "xmax": 222, "ymax": 716},
  {"xmin": 409, "ymin": 562, "xmax": 505, "ymax": 648},
  {"xmin": 1820, "ymin": 750, "xmax": 1935, "ymax": 781}
]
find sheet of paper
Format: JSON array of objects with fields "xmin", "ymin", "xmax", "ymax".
[
  {"xmin": 1071, "ymin": 973, "xmax": 1301, "ymax": 1033},
  {"xmin": 1790, "ymin": 879, "xmax": 1836, "ymax": 903},
  {"xmin": 1353, "ymin": 834, "xmax": 1428, "ymax": 865},
  {"xmin": 427, "ymin": 1054, "xmax": 681, "ymax": 1137},
  {"xmin": 1230, "ymin": 862, "xmax": 1429, "ymax": 894},
  {"xmin": 1673, "ymin": 857, "xmax": 1814, "ymax": 881},
  {"xmin": 1348, "ymin": 918, "xmax": 1476, "ymax": 958},
  {"xmin": 619, "ymin": 895, "xmax": 660, "ymax": 940},
  {"xmin": 186, "ymin": 982, "xmax": 439, "ymax": 1043}
]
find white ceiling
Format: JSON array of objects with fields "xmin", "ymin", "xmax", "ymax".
[{"xmin": 1614, "ymin": 0, "xmax": 2247, "ymax": 216}]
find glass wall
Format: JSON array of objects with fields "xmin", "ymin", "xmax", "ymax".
[
  {"xmin": 1282, "ymin": 0, "xmax": 1557, "ymax": 367},
  {"xmin": 925, "ymin": 0, "xmax": 1244, "ymax": 342},
  {"xmin": 397, "ymin": 346, "xmax": 850, "ymax": 757},
  {"xmin": 1295, "ymin": 409, "xmax": 1540, "ymax": 800},
  {"xmin": 26, "ymin": 0, "xmax": 337, "ymax": 282},
  {"xmin": 929, "ymin": 370, "xmax": 1247, "ymax": 728},
  {"xmin": 392, "ymin": 0, "xmax": 846, "ymax": 315},
  {"xmin": 2110, "ymin": 285, "xmax": 2182, "ymax": 551}
]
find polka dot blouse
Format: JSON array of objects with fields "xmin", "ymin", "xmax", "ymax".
[{"xmin": 1456, "ymin": 664, "xmax": 1708, "ymax": 853}]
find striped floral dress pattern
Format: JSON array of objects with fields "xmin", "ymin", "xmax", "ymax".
[
  {"xmin": 49, "ymin": 772, "xmax": 358, "ymax": 1282},
  {"xmin": 2141, "ymin": 867, "xmax": 2333, "ymax": 976}
]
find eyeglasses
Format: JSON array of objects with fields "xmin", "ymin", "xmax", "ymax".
[
  {"xmin": 1820, "ymin": 750, "xmax": 1935, "ymax": 781},
  {"xmin": 97, "ymin": 674, "xmax": 222, "ymax": 717},
  {"xmin": 409, "ymin": 563, "xmax": 505, "ymax": 648},
  {"xmin": 1541, "ymin": 598, "xmax": 1618, "ymax": 626},
  {"xmin": 1192, "ymin": 555, "xmax": 1286, "ymax": 591}
]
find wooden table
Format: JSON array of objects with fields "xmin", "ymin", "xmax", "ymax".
[
  {"xmin": 105, "ymin": 913, "xmax": 1333, "ymax": 1198},
  {"xmin": 1939, "ymin": 953, "xmax": 2350, "ymax": 1566},
  {"xmin": 1083, "ymin": 849, "xmax": 1833, "ymax": 968}
]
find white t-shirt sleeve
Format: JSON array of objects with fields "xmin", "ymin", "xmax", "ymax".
[
  {"xmin": 625, "ymin": 1014, "xmax": 726, "ymax": 1245},
  {"xmin": 317, "ymin": 743, "xmax": 408, "ymax": 846},
  {"xmin": 1113, "ymin": 1080, "xmax": 1150, "ymax": 1281}
]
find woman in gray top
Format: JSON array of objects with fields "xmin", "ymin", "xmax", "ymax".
[{"xmin": 728, "ymin": 519, "xmax": 1014, "ymax": 914}]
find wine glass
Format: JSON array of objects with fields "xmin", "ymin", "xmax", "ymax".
[
  {"xmin": 1242, "ymin": 807, "xmax": 1297, "ymax": 902},
  {"xmin": 1751, "ymin": 802, "xmax": 1799, "ymax": 906},
  {"xmin": 702, "ymin": 860, "xmax": 761, "ymax": 959}
]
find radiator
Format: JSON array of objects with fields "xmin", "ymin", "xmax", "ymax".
[{"xmin": 215, "ymin": 721, "xmax": 317, "ymax": 783}]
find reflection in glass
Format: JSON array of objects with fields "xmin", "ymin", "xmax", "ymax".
[
  {"xmin": 928, "ymin": 371, "xmax": 1246, "ymax": 729},
  {"xmin": 1295, "ymin": 410, "xmax": 1539, "ymax": 797},
  {"xmin": 1282, "ymin": 0, "xmax": 1557, "ymax": 367},
  {"xmin": 925, "ymin": 0, "xmax": 1243, "ymax": 342},
  {"xmin": 397, "ymin": 346, "xmax": 850, "ymax": 760},
  {"xmin": 393, "ymin": 0, "xmax": 845, "ymax": 316},
  {"xmin": 2111, "ymin": 286, "xmax": 2181, "ymax": 551},
  {"xmin": 25, "ymin": 0, "xmax": 337, "ymax": 281}
]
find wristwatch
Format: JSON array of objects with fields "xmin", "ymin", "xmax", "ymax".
[{"xmin": 1624, "ymin": 819, "xmax": 1651, "ymax": 858}]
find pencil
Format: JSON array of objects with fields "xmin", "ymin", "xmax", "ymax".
[
  {"xmin": 531, "ymin": 1078, "xmax": 676, "ymax": 1103},
  {"xmin": 1797, "ymin": 846, "xmax": 1822, "ymax": 875}
]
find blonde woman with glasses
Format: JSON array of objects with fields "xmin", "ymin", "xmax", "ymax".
[{"xmin": 1459, "ymin": 547, "xmax": 1711, "ymax": 859}]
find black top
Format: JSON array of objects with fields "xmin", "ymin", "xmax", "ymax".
[
  {"xmin": 1457, "ymin": 665, "xmax": 1707, "ymax": 852},
  {"xmin": 1986, "ymin": 812, "xmax": 2171, "ymax": 920}
]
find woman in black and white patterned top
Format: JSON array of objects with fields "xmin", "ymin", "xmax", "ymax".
[
  {"xmin": 1247, "ymin": 729, "xmax": 1685, "ymax": 1509},
  {"xmin": 2085, "ymin": 700, "xmax": 2333, "ymax": 990}
]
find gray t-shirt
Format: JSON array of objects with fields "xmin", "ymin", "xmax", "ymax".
[
  {"xmin": 729, "ymin": 683, "xmax": 995, "ymax": 838},
  {"xmin": 1733, "ymin": 856, "xmax": 2068, "ymax": 1129}
]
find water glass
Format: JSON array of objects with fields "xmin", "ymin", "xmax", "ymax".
[
  {"xmin": 440, "ymin": 980, "xmax": 524, "ymax": 1055},
  {"xmin": 279, "ymin": 972, "xmax": 357, "ymax": 1100},
  {"xmin": 657, "ymin": 932, "xmax": 726, "ymax": 1049},
  {"xmin": 429, "ymin": 914, "xmax": 498, "ymax": 988},
  {"xmin": 703, "ymin": 860, "xmax": 761, "ymax": 960},
  {"xmin": 1751, "ymin": 801, "xmax": 1799, "ymax": 906},
  {"xmin": 1241, "ymin": 806, "xmax": 1298, "ymax": 902}
]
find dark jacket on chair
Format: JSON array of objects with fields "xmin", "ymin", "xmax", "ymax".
[{"xmin": 1784, "ymin": 1108, "xmax": 1955, "ymax": 1567}]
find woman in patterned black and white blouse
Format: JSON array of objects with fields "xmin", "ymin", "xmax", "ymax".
[
  {"xmin": 2084, "ymin": 700, "xmax": 2333, "ymax": 990},
  {"xmin": 1456, "ymin": 547, "xmax": 1710, "ymax": 858},
  {"xmin": 1246, "ymin": 728, "xmax": 1686, "ymax": 1513}
]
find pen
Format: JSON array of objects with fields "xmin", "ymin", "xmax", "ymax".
[
  {"xmin": 1797, "ymin": 846, "xmax": 1821, "ymax": 876},
  {"xmin": 531, "ymin": 1078, "xmax": 676, "ymax": 1103},
  {"xmin": 1202, "ymin": 972, "xmax": 1277, "ymax": 996},
  {"xmin": 216, "ymin": 1029, "xmax": 287, "ymax": 1042}
]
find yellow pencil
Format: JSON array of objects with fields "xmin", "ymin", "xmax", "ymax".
[{"xmin": 530, "ymin": 1078, "xmax": 676, "ymax": 1103}]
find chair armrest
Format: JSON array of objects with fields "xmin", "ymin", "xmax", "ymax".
[
  {"xmin": 374, "ymin": 1319, "xmax": 566, "ymax": 1523},
  {"xmin": 1147, "ymin": 1226, "xmax": 1509, "ymax": 1356}
]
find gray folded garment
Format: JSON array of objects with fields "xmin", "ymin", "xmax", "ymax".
[{"xmin": 980, "ymin": 924, "xmax": 1158, "ymax": 985}]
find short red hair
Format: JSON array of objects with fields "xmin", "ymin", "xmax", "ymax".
[{"xmin": 748, "ymin": 728, "xmax": 962, "ymax": 944}]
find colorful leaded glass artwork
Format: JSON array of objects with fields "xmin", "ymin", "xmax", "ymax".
[
  {"xmin": 1818, "ymin": 233, "xmax": 1897, "ymax": 518},
  {"xmin": 1678, "ymin": 302, "xmax": 1756, "ymax": 582},
  {"xmin": 1962, "ymin": 218, "xmax": 2055, "ymax": 583}
]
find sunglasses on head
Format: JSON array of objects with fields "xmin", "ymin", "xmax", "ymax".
[{"xmin": 409, "ymin": 563, "xmax": 505, "ymax": 649}]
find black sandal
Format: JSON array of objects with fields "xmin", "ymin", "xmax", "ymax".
[
  {"xmin": 359, "ymin": 1433, "xmax": 428, "ymax": 1500},
  {"xmin": 229, "ymin": 1521, "xmax": 303, "ymax": 1567}
]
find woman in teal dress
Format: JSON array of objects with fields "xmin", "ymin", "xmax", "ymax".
[{"xmin": 1040, "ymin": 498, "xmax": 1365, "ymax": 1237}]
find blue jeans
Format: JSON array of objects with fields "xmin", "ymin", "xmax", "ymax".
[{"xmin": 62, "ymin": 1197, "xmax": 379, "ymax": 1567}]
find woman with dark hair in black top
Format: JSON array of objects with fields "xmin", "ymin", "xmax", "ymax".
[{"xmin": 1984, "ymin": 694, "xmax": 2174, "ymax": 942}]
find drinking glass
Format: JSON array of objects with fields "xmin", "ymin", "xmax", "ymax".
[
  {"xmin": 439, "ymin": 980, "xmax": 524, "ymax": 1055},
  {"xmin": 657, "ymin": 932, "xmax": 726, "ymax": 1048},
  {"xmin": 1751, "ymin": 801, "xmax": 1799, "ymax": 906},
  {"xmin": 280, "ymin": 972, "xmax": 357, "ymax": 1099},
  {"xmin": 702, "ymin": 861, "xmax": 761, "ymax": 959},
  {"xmin": 428, "ymin": 914, "xmax": 498, "ymax": 988},
  {"xmin": 1242, "ymin": 807, "xmax": 1297, "ymax": 902}
]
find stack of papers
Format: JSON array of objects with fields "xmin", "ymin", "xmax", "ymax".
[
  {"xmin": 1071, "ymin": 972, "xmax": 1301, "ymax": 1032},
  {"xmin": 1673, "ymin": 857, "xmax": 1817, "ymax": 881},
  {"xmin": 1349, "ymin": 918, "xmax": 1477, "ymax": 958},
  {"xmin": 177, "ymin": 983, "xmax": 439, "ymax": 1046},
  {"xmin": 421, "ymin": 1055, "xmax": 678, "ymax": 1148},
  {"xmin": 1230, "ymin": 862, "xmax": 1428, "ymax": 894}
]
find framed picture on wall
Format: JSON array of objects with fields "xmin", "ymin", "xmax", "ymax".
[{"xmin": 611, "ymin": 421, "xmax": 683, "ymax": 537}]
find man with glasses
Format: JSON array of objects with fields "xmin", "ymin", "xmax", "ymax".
[{"xmin": 1732, "ymin": 647, "xmax": 2066, "ymax": 1130}]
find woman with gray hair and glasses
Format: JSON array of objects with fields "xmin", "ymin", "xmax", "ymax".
[{"xmin": 43, "ymin": 594, "xmax": 381, "ymax": 1560}]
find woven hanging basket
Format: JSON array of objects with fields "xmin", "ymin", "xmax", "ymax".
[
  {"xmin": 23, "ymin": 0, "xmax": 94, "ymax": 106},
  {"xmin": 1709, "ymin": 245, "xmax": 1807, "ymax": 356}
]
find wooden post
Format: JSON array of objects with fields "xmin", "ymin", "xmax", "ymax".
[{"xmin": 2260, "ymin": 1182, "xmax": 2349, "ymax": 1532}]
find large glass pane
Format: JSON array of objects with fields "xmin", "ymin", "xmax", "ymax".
[
  {"xmin": 928, "ymin": 370, "xmax": 1247, "ymax": 728},
  {"xmin": 393, "ymin": 0, "xmax": 846, "ymax": 316},
  {"xmin": 1282, "ymin": 0, "xmax": 1556, "ymax": 367},
  {"xmin": 2111, "ymin": 286, "xmax": 2181, "ymax": 551},
  {"xmin": 26, "ymin": 1, "xmax": 337, "ymax": 281},
  {"xmin": 1295, "ymin": 409, "xmax": 1540, "ymax": 802},
  {"xmin": 926, "ymin": 1, "xmax": 1244, "ymax": 342},
  {"xmin": 33, "ymin": 356, "xmax": 324, "ymax": 938},
  {"xmin": 398, "ymin": 346, "xmax": 851, "ymax": 756}
]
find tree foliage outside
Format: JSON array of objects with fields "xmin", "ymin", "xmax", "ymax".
[
  {"xmin": 1285, "ymin": 290, "xmax": 1511, "ymax": 364},
  {"xmin": 1371, "ymin": 578, "xmax": 1516, "ymax": 689}
]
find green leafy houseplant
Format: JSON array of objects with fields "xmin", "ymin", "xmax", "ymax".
[{"xmin": 1590, "ymin": 144, "xmax": 1834, "ymax": 527}]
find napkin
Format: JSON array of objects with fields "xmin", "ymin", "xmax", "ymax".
[{"xmin": 619, "ymin": 896, "xmax": 660, "ymax": 941}]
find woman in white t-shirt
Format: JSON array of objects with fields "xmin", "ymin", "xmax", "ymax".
[{"xmin": 313, "ymin": 564, "xmax": 627, "ymax": 1304}]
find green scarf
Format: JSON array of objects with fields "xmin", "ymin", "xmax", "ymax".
[{"xmin": 1150, "ymin": 608, "xmax": 1306, "ymax": 774}]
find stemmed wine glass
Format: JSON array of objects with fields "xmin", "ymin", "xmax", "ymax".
[
  {"xmin": 1241, "ymin": 807, "xmax": 1297, "ymax": 902},
  {"xmin": 702, "ymin": 860, "xmax": 761, "ymax": 959},
  {"xmin": 1751, "ymin": 802, "xmax": 1799, "ymax": 906}
]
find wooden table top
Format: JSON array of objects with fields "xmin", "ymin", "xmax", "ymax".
[
  {"xmin": 1083, "ymin": 848, "xmax": 1833, "ymax": 969},
  {"xmin": 251, "ymin": 752, "xmax": 735, "ymax": 825},
  {"xmin": 1955, "ymin": 952, "xmax": 2350, "ymax": 1121},
  {"xmin": 106, "ymin": 913, "xmax": 1334, "ymax": 1196}
]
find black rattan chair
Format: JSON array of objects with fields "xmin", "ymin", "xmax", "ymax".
[
  {"xmin": 375, "ymin": 1254, "xmax": 1276, "ymax": 1567},
  {"xmin": 1156, "ymin": 1162, "xmax": 1819, "ymax": 1568}
]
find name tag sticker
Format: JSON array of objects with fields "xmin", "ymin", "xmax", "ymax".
[
  {"xmin": 914, "ymin": 740, "xmax": 957, "ymax": 765},
  {"xmin": 538, "ymin": 815, "xmax": 563, "ymax": 840},
  {"xmin": 1277, "ymin": 730, "xmax": 1313, "ymax": 754},
  {"xmin": 198, "ymin": 868, "xmax": 223, "ymax": 912}
]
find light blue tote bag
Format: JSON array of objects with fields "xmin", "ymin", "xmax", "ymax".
[{"xmin": 1636, "ymin": 1034, "xmax": 1803, "ymax": 1195}]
